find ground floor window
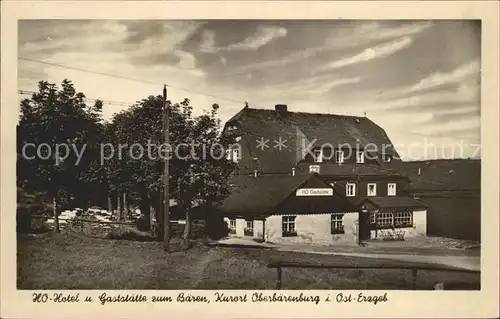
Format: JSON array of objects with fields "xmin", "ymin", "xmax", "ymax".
[
  {"xmin": 228, "ymin": 219, "xmax": 236, "ymax": 234},
  {"xmin": 244, "ymin": 220, "xmax": 254, "ymax": 236},
  {"xmin": 370, "ymin": 210, "xmax": 414, "ymax": 229},
  {"xmin": 282, "ymin": 216, "xmax": 297, "ymax": 237},
  {"xmin": 331, "ymin": 213, "xmax": 345, "ymax": 234},
  {"xmin": 394, "ymin": 211, "xmax": 413, "ymax": 227},
  {"xmin": 377, "ymin": 212, "xmax": 393, "ymax": 227}
]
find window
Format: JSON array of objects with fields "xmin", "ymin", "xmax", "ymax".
[
  {"xmin": 331, "ymin": 214, "xmax": 345, "ymax": 234},
  {"xmin": 228, "ymin": 219, "xmax": 236, "ymax": 234},
  {"xmin": 367, "ymin": 183, "xmax": 377, "ymax": 196},
  {"xmin": 226, "ymin": 148, "xmax": 240, "ymax": 162},
  {"xmin": 313, "ymin": 149, "xmax": 323, "ymax": 163},
  {"xmin": 282, "ymin": 216, "xmax": 296, "ymax": 237},
  {"xmin": 356, "ymin": 151, "xmax": 364, "ymax": 163},
  {"xmin": 394, "ymin": 211, "xmax": 412, "ymax": 227},
  {"xmin": 387, "ymin": 183, "xmax": 397, "ymax": 196},
  {"xmin": 244, "ymin": 220, "xmax": 254, "ymax": 236},
  {"xmin": 335, "ymin": 150, "xmax": 344, "ymax": 163},
  {"xmin": 377, "ymin": 212, "xmax": 393, "ymax": 227},
  {"xmin": 309, "ymin": 165, "xmax": 320, "ymax": 173},
  {"xmin": 232, "ymin": 148, "xmax": 240, "ymax": 163},
  {"xmin": 373, "ymin": 211, "xmax": 413, "ymax": 228},
  {"xmin": 346, "ymin": 183, "xmax": 356, "ymax": 197}
]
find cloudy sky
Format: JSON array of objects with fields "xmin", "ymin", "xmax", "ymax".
[{"xmin": 18, "ymin": 20, "xmax": 481, "ymax": 160}]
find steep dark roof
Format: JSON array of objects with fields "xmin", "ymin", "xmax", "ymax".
[
  {"xmin": 226, "ymin": 107, "xmax": 400, "ymax": 174},
  {"xmin": 217, "ymin": 173, "xmax": 354, "ymax": 215},
  {"xmin": 403, "ymin": 159, "xmax": 481, "ymax": 192},
  {"xmin": 360, "ymin": 196, "xmax": 427, "ymax": 209}
]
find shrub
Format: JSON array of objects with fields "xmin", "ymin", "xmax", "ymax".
[
  {"xmin": 136, "ymin": 215, "xmax": 150, "ymax": 231},
  {"xmin": 17, "ymin": 203, "xmax": 51, "ymax": 234},
  {"xmin": 380, "ymin": 229, "xmax": 406, "ymax": 241},
  {"xmin": 17, "ymin": 206, "xmax": 32, "ymax": 234},
  {"xmin": 204, "ymin": 212, "xmax": 229, "ymax": 240},
  {"xmin": 106, "ymin": 228, "xmax": 156, "ymax": 242}
]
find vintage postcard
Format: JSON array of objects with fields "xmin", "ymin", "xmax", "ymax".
[{"xmin": 1, "ymin": 1, "xmax": 499, "ymax": 318}]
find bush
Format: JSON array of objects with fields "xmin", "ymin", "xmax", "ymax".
[
  {"xmin": 16, "ymin": 204, "xmax": 50, "ymax": 234},
  {"xmin": 136, "ymin": 215, "xmax": 151, "ymax": 231},
  {"xmin": 17, "ymin": 206, "xmax": 32, "ymax": 233},
  {"xmin": 204, "ymin": 212, "xmax": 229, "ymax": 240},
  {"xmin": 380, "ymin": 229, "xmax": 406, "ymax": 241},
  {"xmin": 105, "ymin": 228, "xmax": 156, "ymax": 242}
]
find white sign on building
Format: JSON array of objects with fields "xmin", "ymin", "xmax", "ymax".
[{"xmin": 296, "ymin": 188, "xmax": 333, "ymax": 197}]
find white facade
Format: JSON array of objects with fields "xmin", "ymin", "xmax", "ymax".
[
  {"xmin": 225, "ymin": 212, "xmax": 359, "ymax": 246},
  {"xmin": 224, "ymin": 208, "xmax": 427, "ymax": 245},
  {"xmin": 369, "ymin": 208, "xmax": 427, "ymax": 239}
]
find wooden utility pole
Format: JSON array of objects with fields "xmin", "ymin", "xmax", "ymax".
[
  {"xmin": 163, "ymin": 85, "xmax": 170, "ymax": 252},
  {"xmin": 107, "ymin": 194, "xmax": 113, "ymax": 216},
  {"xmin": 53, "ymin": 196, "xmax": 60, "ymax": 233},
  {"xmin": 123, "ymin": 192, "xmax": 128, "ymax": 220},
  {"xmin": 117, "ymin": 191, "xmax": 122, "ymax": 221}
]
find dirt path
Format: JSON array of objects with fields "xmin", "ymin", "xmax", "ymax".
[{"xmin": 190, "ymin": 247, "xmax": 225, "ymax": 288}]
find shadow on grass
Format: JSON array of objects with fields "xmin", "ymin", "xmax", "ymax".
[{"xmin": 17, "ymin": 233, "xmax": 481, "ymax": 290}]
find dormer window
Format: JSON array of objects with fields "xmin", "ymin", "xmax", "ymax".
[
  {"xmin": 313, "ymin": 149, "xmax": 323, "ymax": 163},
  {"xmin": 387, "ymin": 183, "xmax": 396, "ymax": 196},
  {"xmin": 356, "ymin": 151, "xmax": 364, "ymax": 163},
  {"xmin": 226, "ymin": 147, "xmax": 241, "ymax": 163},
  {"xmin": 232, "ymin": 149, "xmax": 240, "ymax": 163},
  {"xmin": 367, "ymin": 183, "xmax": 377, "ymax": 196},
  {"xmin": 335, "ymin": 150, "xmax": 344, "ymax": 164},
  {"xmin": 346, "ymin": 183, "xmax": 356, "ymax": 197}
]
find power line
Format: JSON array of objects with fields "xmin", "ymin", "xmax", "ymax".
[
  {"xmin": 19, "ymin": 56, "xmax": 249, "ymax": 106},
  {"xmin": 18, "ymin": 89, "xmax": 136, "ymax": 108},
  {"xmin": 18, "ymin": 57, "xmax": 479, "ymax": 141}
]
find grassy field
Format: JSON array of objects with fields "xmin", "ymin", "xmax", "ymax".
[{"xmin": 17, "ymin": 232, "xmax": 480, "ymax": 290}]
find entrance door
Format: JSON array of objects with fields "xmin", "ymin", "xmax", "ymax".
[{"xmin": 358, "ymin": 211, "xmax": 371, "ymax": 241}]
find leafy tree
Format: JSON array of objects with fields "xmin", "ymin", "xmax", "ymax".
[
  {"xmin": 108, "ymin": 96, "xmax": 235, "ymax": 247},
  {"xmin": 17, "ymin": 80, "xmax": 105, "ymax": 230}
]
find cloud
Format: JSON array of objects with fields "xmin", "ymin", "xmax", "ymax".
[
  {"xmin": 17, "ymin": 20, "xmax": 480, "ymax": 160},
  {"xmin": 121, "ymin": 21, "xmax": 203, "ymax": 67},
  {"xmin": 319, "ymin": 37, "xmax": 413, "ymax": 71},
  {"xmin": 200, "ymin": 25, "xmax": 287, "ymax": 53},
  {"xmin": 234, "ymin": 21, "xmax": 432, "ymax": 73},
  {"xmin": 174, "ymin": 50, "xmax": 197, "ymax": 69},
  {"xmin": 334, "ymin": 21, "xmax": 433, "ymax": 47},
  {"xmin": 419, "ymin": 116, "xmax": 480, "ymax": 136},
  {"xmin": 226, "ymin": 25, "xmax": 287, "ymax": 51},
  {"xmin": 273, "ymin": 76, "xmax": 361, "ymax": 97},
  {"xmin": 382, "ymin": 59, "xmax": 481, "ymax": 98},
  {"xmin": 199, "ymin": 29, "xmax": 217, "ymax": 53}
]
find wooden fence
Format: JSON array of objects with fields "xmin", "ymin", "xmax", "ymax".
[{"xmin": 268, "ymin": 261, "xmax": 480, "ymax": 290}]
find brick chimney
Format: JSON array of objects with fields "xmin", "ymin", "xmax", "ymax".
[{"xmin": 275, "ymin": 104, "xmax": 287, "ymax": 118}]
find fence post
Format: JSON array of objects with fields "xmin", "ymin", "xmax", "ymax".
[
  {"xmin": 276, "ymin": 266, "xmax": 282, "ymax": 290},
  {"xmin": 411, "ymin": 269, "xmax": 418, "ymax": 290}
]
